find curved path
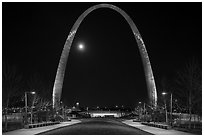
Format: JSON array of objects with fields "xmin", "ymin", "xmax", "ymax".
[{"xmin": 39, "ymin": 118, "xmax": 152, "ymax": 135}]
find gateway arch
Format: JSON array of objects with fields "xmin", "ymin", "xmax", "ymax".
[{"xmin": 52, "ymin": 4, "xmax": 157, "ymax": 110}]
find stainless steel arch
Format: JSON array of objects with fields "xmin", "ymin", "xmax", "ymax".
[{"xmin": 52, "ymin": 4, "xmax": 157, "ymax": 110}]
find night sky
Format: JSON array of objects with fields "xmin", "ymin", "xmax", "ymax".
[{"xmin": 3, "ymin": 2, "xmax": 202, "ymax": 108}]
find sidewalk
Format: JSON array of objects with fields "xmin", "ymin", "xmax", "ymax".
[
  {"xmin": 122, "ymin": 120, "xmax": 193, "ymax": 135},
  {"xmin": 2, "ymin": 119, "xmax": 81, "ymax": 135}
]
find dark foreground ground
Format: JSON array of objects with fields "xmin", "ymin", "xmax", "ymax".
[{"xmin": 38, "ymin": 118, "xmax": 153, "ymax": 135}]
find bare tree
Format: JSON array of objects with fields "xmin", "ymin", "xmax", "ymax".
[
  {"xmin": 27, "ymin": 73, "xmax": 44, "ymax": 93},
  {"xmin": 27, "ymin": 73, "xmax": 52, "ymax": 100},
  {"xmin": 175, "ymin": 59, "xmax": 201, "ymax": 128},
  {"xmin": 156, "ymin": 76, "xmax": 173, "ymax": 108},
  {"xmin": 2, "ymin": 61, "xmax": 23, "ymax": 131},
  {"xmin": 26, "ymin": 73, "xmax": 53, "ymax": 122}
]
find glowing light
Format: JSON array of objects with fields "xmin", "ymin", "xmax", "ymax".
[
  {"xmin": 31, "ymin": 91, "xmax": 36, "ymax": 94},
  {"xmin": 78, "ymin": 44, "xmax": 84, "ymax": 50},
  {"xmin": 162, "ymin": 92, "xmax": 167, "ymax": 95}
]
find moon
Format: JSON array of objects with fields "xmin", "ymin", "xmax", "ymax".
[{"xmin": 78, "ymin": 44, "xmax": 84, "ymax": 50}]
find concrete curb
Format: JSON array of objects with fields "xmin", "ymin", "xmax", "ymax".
[
  {"xmin": 141, "ymin": 122, "xmax": 170, "ymax": 129},
  {"xmin": 2, "ymin": 120, "xmax": 81, "ymax": 135},
  {"xmin": 123, "ymin": 120, "xmax": 193, "ymax": 135},
  {"xmin": 24, "ymin": 121, "xmax": 60, "ymax": 129}
]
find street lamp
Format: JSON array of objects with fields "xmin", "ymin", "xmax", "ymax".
[
  {"xmin": 30, "ymin": 92, "xmax": 36, "ymax": 124},
  {"xmin": 60, "ymin": 101, "xmax": 65, "ymax": 121},
  {"xmin": 162, "ymin": 92, "xmax": 173, "ymax": 126},
  {"xmin": 139, "ymin": 102, "xmax": 147, "ymax": 122},
  {"xmin": 162, "ymin": 92, "xmax": 167, "ymax": 95},
  {"xmin": 138, "ymin": 102, "xmax": 143, "ymax": 121},
  {"xmin": 86, "ymin": 107, "xmax": 89, "ymax": 114},
  {"xmin": 76, "ymin": 102, "xmax": 80, "ymax": 112},
  {"xmin": 76, "ymin": 102, "xmax": 79, "ymax": 106},
  {"xmin": 162, "ymin": 92, "xmax": 168, "ymax": 124},
  {"xmin": 24, "ymin": 91, "xmax": 36, "ymax": 125},
  {"xmin": 143, "ymin": 103, "xmax": 147, "ymax": 122},
  {"xmin": 31, "ymin": 91, "xmax": 35, "ymax": 95}
]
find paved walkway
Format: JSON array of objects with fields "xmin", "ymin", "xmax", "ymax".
[
  {"xmin": 3, "ymin": 119, "xmax": 195, "ymax": 135},
  {"xmin": 3, "ymin": 120, "xmax": 81, "ymax": 135},
  {"xmin": 122, "ymin": 120, "xmax": 193, "ymax": 135}
]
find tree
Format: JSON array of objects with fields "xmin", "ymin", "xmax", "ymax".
[
  {"xmin": 26, "ymin": 73, "xmax": 52, "ymax": 100},
  {"xmin": 175, "ymin": 59, "xmax": 201, "ymax": 128},
  {"xmin": 156, "ymin": 76, "xmax": 169, "ymax": 104},
  {"xmin": 26, "ymin": 73, "xmax": 53, "ymax": 122},
  {"xmin": 2, "ymin": 61, "xmax": 23, "ymax": 131}
]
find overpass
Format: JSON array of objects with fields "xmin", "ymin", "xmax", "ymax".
[{"xmin": 88, "ymin": 111, "xmax": 122, "ymax": 118}]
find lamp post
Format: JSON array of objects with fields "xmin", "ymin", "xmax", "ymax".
[
  {"xmin": 138, "ymin": 102, "xmax": 149, "ymax": 122},
  {"xmin": 76, "ymin": 102, "xmax": 79, "ymax": 110},
  {"xmin": 25, "ymin": 92, "xmax": 28, "ymax": 125},
  {"xmin": 60, "ymin": 101, "xmax": 64, "ymax": 121},
  {"xmin": 162, "ymin": 92, "xmax": 173, "ymax": 126},
  {"xmin": 24, "ymin": 91, "xmax": 35, "ymax": 125},
  {"xmin": 76, "ymin": 102, "xmax": 79, "ymax": 106},
  {"xmin": 86, "ymin": 107, "xmax": 89, "ymax": 115},
  {"xmin": 170, "ymin": 93, "xmax": 173, "ymax": 126},
  {"xmin": 162, "ymin": 92, "xmax": 168, "ymax": 124},
  {"xmin": 143, "ymin": 102, "xmax": 147, "ymax": 122},
  {"xmin": 138, "ymin": 102, "xmax": 142, "ymax": 121}
]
